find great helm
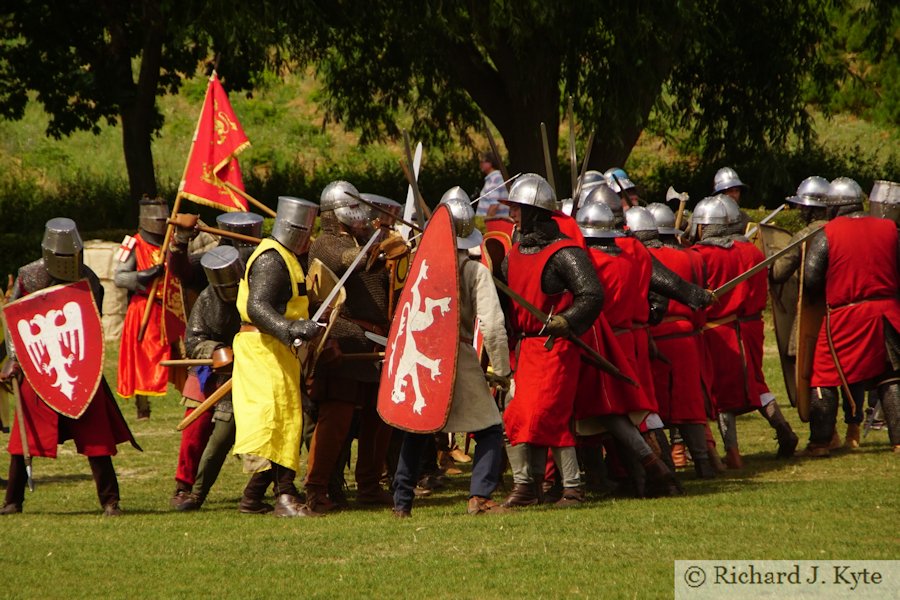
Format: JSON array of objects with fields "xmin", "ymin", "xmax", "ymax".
[
  {"xmin": 216, "ymin": 212, "xmax": 264, "ymax": 248},
  {"xmin": 826, "ymin": 177, "xmax": 864, "ymax": 206},
  {"xmin": 869, "ymin": 180, "xmax": 900, "ymax": 222},
  {"xmin": 360, "ymin": 193, "xmax": 402, "ymax": 227},
  {"xmin": 139, "ymin": 197, "xmax": 169, "ymax": 236},
  {"xmin": 271, "ymin": 196, "xmax": 318, "ymax": 255},
  {"xmin": 440, "ymin": 187, "xmax": 482, "ymax": 249},
  {"xmin": 576, "ymin": 200, "xmax": 623, "ymax": 239},
  {"xmin": 604, "ymin": 167, "xmax": 635, "ymax": 193},
  {"xmin": 625, "ymin": 206, "xmax": 659, "ymax": 233},
  {"xmin": 646, "ymin": 202, "xmax": 679, "ymax": 235},
  {"xmin": 713, "ymin": 167, "xmax": 746, "ymax": 193},
  {"xmin": 787, "ymin": 176, "xmax": 829, "ymax": 208},
  {"xmin": 42, "ymin": 217, "xmax": 84, "ymax": 282},
  {"xmin": 320, "ymin": 180, "xmax": 370, "ymax": 228},
  {"xmin": 201, "ymin": 245, "xmax": 243, "ymax": 303},
  {"xmin": 503, "ymin": 173, "xmax": 557, "ymax": 212}
]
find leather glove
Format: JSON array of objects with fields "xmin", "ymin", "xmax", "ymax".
[
  {"xmin": 485, "ymin": 371, "xmax": 511, "ymax": 393},
  {"xmin": 379, "ymin": 233, "xmax": 409, "ymax": 260},
  {"xmin": 0, "ymin": 360, "xmax": 22, "ymax": 383},
  {"xmin": 135, "ymin": 263, "xmax": 164, "ymax": 287},
  {"xmin": 289, "ymin": 319, "xmax": 322, "ymax": 344},
  {"xmin": 544, "ymin": 314, "xmax": 570, "ymax": 338},
  {"xmin": 211, "ymin": 346, "xmax": 234, "ymax": 371},
  {"xmin": 171, "ymin": 213, "xmax": 200, "ymax": 246}
]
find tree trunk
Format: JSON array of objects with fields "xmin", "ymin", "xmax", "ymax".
[{"xmin": 120, "ymin": 108, "xmax": 158, "ymax": 200}]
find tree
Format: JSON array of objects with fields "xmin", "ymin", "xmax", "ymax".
[
  {"xmin": 0, "ymin": 0, "xmax": 294, "ymax": 201},
  {"xmin": 292, "ymin": 1, "xmax": 837, "ymax": 194}
]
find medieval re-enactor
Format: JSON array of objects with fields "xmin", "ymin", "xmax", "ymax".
[
  {"xmin": 168, "ymin": 213, "xmax": 263, "ymax": 508},
  {"xmin": 303, "ymin": 181, "xmax": 398, "ymax": 512},
  {"xmin": 642, "ymin": 203, "xmax": 718, "ymax": 478},
  {"xmin": 803, "ymin": 177, "xmax": 900, "ymax": 456},
  {"xmin": 499, "ymin": 174, "xmax": 603, "ymax": 507},
  {"xmin": 174, "ymin": 246, "xmax": 245, "ymax": 511},
  {"xmin": 1, "ymin": 219, "xmax": 139, "ymax": 516},
  {"xmin": 572, "ymin": 200, "xmax": 683, "ymax": 497},
  {"xmin": 232, "ymin": 196, "xmax": 322, "ymax": 518},
  {"xmin": 115, "ymin": 197, "xmax": 186, "ymax": 419},
  {"xmin": 392, "ymin": 189, "xmax": 512, "ymax": 517}
]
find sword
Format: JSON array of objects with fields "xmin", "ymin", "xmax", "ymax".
[
  {"xmin": 711, "ymin": 225, "xmax": 824, "ymax": 298},
  {"xmin": 569, "ymin": 129, "xmax": 596, "ymax": 217},
  {"xmin": 293, "ymin": 228, "xmax": 383, "ymax": 348},
  {"xmin": 482, "ymin": 116, "xmax": 511, "ymax": 186},
  {"xmin": 1, "ymin": 312, "xmax": 33, "ymax": 491},
  {"xmin": 567, "ymin": 97, "xmax": 578, "ymax": 199},
  {"xmin": 744, "ymin": 203, "xmax": 788, "ymax": 240},
  {"xmin": 540, "ymin": 122, "xmax": 557, "ymax": 197},
  {"xmin": 491, "ymin": 277, "xmax": 637, "ymax": 385}
]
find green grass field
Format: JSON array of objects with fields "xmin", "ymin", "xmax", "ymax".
[{"xmin": 1, "ymin": 326, "xmax": 897, "ymax": 600}]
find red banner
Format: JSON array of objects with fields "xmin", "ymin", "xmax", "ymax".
[
  {"xmin": 3, "ymin": 281, "xmax": 104, "ymax": 419},
  {"xmin": 378, "ymin": 205, "xmax": 460, "ymax": 433},
  {"xmin": 179, "ymin": 73, "xmax": 250, "ymax": 211}
]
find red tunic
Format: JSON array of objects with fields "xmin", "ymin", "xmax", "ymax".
[
  {"xmin": 695, "ymin": 242, "xmax": 762, "ymax": 414},
  {"xmin": 576, "ymin": 246, "xmax": 655, "ymax": 418},
  {"xmin": 614, "ymin": 237, "xmax": 657, "ymax": 410},
  {"xmin": 117, "ymin": 233, "xmax": 186, "ymax": 398},
  {"xmin": 811, "ymin": 216, "xmax": 900, "ymax": 386},
  {"xmin": 733, "ymin": 240, "xmax": 771, "ymax": 398},
  {"xmin": 504, "ymin": 239, "xmax": 581, "ymax": 447},
  {"xmin": 648, "ymin": 246, "xmax": 710, "ymax": 424}
]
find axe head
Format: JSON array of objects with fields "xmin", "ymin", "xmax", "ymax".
[{"xmin": 666, "ymin": 186, "xmax": 688, "ymax": 203}]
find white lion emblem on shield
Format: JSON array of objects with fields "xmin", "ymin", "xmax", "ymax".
[
  {"xmin": 16, "ymin": 301, "xmax": 85, "ymax": 401},
  {"xmin": 389, "ymin": 259, "xmax": 451, "ymax": 414}
]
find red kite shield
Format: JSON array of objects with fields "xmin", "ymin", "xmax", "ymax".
[
  {"xmin": 2, "ymin": 280, "xmax": 104, "ymax": 418},
  {"xmin": 378, "ymin": 205, "xmax": 460, "ymax": 433}
]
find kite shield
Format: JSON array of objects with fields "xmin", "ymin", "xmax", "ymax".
[
  {"xmin": 377, "ymin": 205, "xmax": 459, "ymax": 433},
  {"xmin": 758, "ymin": 224, "xmax": 799, "ymax": 406},
  {"xmin": 795, "ymin": 242, "xmax": 826, "ymax": 422},
  {"xmin": 3, "ymin": 280, "xmax": 103, "ymax": 419}
]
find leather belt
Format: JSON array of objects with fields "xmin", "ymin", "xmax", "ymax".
[
  {"xmin": 737, "ymin": 312, "xmax": 762, "ymax": 323},
  {"xmin": 828, "ymin": 295, "xmax": 895, "ymax": 310},
  {"xmin": 240, "ymin": 324, "xmax": 259, "ymax": 334},
  {"xmin": 702, "ymin": 314, "xmax": 738, "ymax": 331}
]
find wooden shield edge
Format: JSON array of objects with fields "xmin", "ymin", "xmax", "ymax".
[
  {"xmin": 760, "ymin": 224, "xmax": 799, "ymax": 407},
  {"xmin": 795, "ymin": 242, "xmax": 825, "ymax": 422}
]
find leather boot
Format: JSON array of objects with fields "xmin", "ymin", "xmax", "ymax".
[
  {"xmin": 500, "ymin": 483, "xmax": 540, "ymax": 507},
  {"xmin": 694, "ymin": 458, "xmax": 717, "ymax": 479},
  {"xmin": 239, "ymin": 471, "xmax": 275, "ymax": 514},
  {"xmin": 670, "ymin": 443, "xmax": 688, "ymax": 469},
  {"xmin": 641, "ymin": 454, "xmax": 682, "ymax": 497},
  {"xmin": 708, "ymin": 444, "xmax": 727, "ymax": 473},
  {"xmin": 554, "ymin": 487, "xmax": 585, "ymax": 507},
  {"xmin": 273, "ymin": 494, "xmax": 322, "ymax": 518},
  {"xmin": 844, "ymin": 424, "xmax": 861, "ymax": 449},
  {"xmin": 135, "ymin": 395, "xmax": 151, "ymax": 421},
  {"xmin": 828, "ymin": 429, "xmax": 843, "ymax": 450},
  {"xmin": 761, "ymin": 401, "xmax": 798, "ymax": 458},
  {"xmin": 176, "ymin": 493, "xmax": 205, "ymax": 512},
  {"xmin": 724, "ymin": 446, "xmax": 744, "ymax": 469},
  {"xmin": 304, "ymin": 485, "xmax": 335, "ymax": 513},
  {"xmin": 438, "ymin": 450, "xmax": 462, "ymax": 475}
]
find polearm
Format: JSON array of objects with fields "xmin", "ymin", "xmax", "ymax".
[
  {"xmin": 712, "ymin": 225, "xmax": 824, "ymax": 298},
  {"xmin": 567, "ymin": 97, "xmax": 578, "ymax": 199},
  {"xmin": 491, "ymin": 277, "xmax": 637, "ymax": 386},
  {"xmin": 165, "ymin": 219, "xmax": 263, "ymax": 246},
  {"xmin": 222, "ymin": 181, "xmax": 277, "ymax": 218},
  {"xmin": 402, "ymin": 130, "xmax": 431, "ymax": 227},
  {"xmin": 744, "ymin": 203, "xmax": 788, "ymax": 240},
  {"xmin": 569, "ymin": 129, "xmax": 596, "ymax": 217},
  {"xmin": 161, "ymin": 358, "xmax": 213, "ymax": 367},
  {"xmin": 176, "ymin": 378, "xmax": 233, "ymax": 431},
  {"xmin": 482, "ymin": 116, "xmax": 511, "ymax": 187},
  {"xmin": 540, "ymin": 122, "xmax": 557, "ymax": 197}
]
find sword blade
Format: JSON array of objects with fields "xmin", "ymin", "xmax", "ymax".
[
  {"xmin": 310, "ymin": 229, "xmax": 383, "ymax": 324},
  {"xmin": 745, "ymin": 203, "xmax": 787, "ymax": 239}
]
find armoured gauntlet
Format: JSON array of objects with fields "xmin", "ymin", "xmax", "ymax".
[
  {"xmin": 135, "ymin": 264, "xmax": 164, "ymax": 287},
  {"xmin": 288, "ymin": 319, "xmax": 321, "ymax": 344}
]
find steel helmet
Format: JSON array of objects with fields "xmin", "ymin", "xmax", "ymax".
[
  {"xmin": 41, "ymin": 217, "xmax": 84, "ymax": 282},
  {"xmin": 787, "ymin": 176, "xmax": 829, "ymax": 207},
  {"xmin": 826, "ymin": 177, "xmax": 864, "ymax": 206},
  {"xmin": 320, "ymin": 180, "xmax": 371, "ymax": 228},
  {"xmin": 216, "ymin": 212, "xmax": 264, "ymax": 248},
  {"xmin": 361, "ymin": 193, "xmax": 402, "ymax": 226},
  {"xmin": 584, "ymin": 183, "xmax": 623, "ymax": 221},
  {"xmin": 271, "ymin": 196, "xmax": 319, "ymax": 255},
  {"xmin": 646, "ymin": 202, "xmax": 679, "ymax": 235},
  {"xmin": 869, "ymin": 180, "xmax": 900, "ymax": 222},
  {"xmin": 576, "ymin": 200, "xmax": 623, "ymax": 239},
  {"xmin": 713, "ymin": 167, "xmax": 746, "ymax": 193},
  {"xmin": 625, "ymin": 206, "xmax": 658, "ymax": 233},
  {"xmin": 201, "ymin": 245, "xmax": 243, "ymax": 303},
  {"xmin": 504, "ymin": 173, "xmax": 557, "ymax": 212},
  {"xmin": 604, "ymin": 167, "xmax": 635, "ymax": 193},
  {"xmin": 441, "ymin": 192, "xmax": 482, "ymax": 250}
]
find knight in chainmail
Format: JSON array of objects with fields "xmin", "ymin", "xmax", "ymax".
[
  {"xmin": 303, "ymin": 181, "xmax": 402, "ymax": 513},
  {"xmin": 497, "ymin": 174, "xmax": 602, "ymax": 507},
  {"xmin": 167, "ymin": 213, "xmax": 265, "ymax": 509},
  {"xmin": 571, "ymin": 200, "xmax": 684, "ymax": 497},
  {"xmin": 691, "ymin": 194, "xmax": 798, "ymax": 469},
  {"xmin": 802, "ymin": 178, "xmax": 900, "ymax": 456},
  {"xmin": 1, "ymin": 219, "xmax": 139, "ymax": 516},
  {"xmin": 231, "ymin": 196, "xmax": 322, "ymax": 518}
]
